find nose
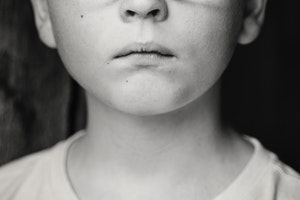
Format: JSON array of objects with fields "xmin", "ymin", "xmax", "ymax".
[{"xmin": 120, "ymin": 0, "xmax": 168, "ymax": 23}]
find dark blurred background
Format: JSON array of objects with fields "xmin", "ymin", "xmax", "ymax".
[
  {"xmin": 0, "ymin": 0, "xmax": 299, "ymax": 170},
  {"xmin": 222, "ymin": 1, "xmax": 300, "ymax": 170}
]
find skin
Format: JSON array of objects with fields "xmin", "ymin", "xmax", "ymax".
[
  {"xmin": 47, "ymin": 0, "xmax": 243, "ymax": 115},
  {"xmin": 30, "ymin": 0, "xmax": 267, "ymax": 199}
]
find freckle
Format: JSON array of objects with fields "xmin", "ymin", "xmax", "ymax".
[
  {"xmin": 126, "ymin": 80, "xmax": 129, "ymax": 83},
  {"xmin": 80, "ymin": 15, "xmax": 84, "ymax": 18}
]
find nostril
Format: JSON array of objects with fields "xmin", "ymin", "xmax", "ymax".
[
  {"xmin": 148, "ymin": 9, "xmax": 160, "ymax": 17},
  {"xmin": 120, "ymin": 3, "xmax": 168, "ymax": 23},
  {"xmin": 126, "ymin": 10, "xmax": 136, "ymax": 17}
]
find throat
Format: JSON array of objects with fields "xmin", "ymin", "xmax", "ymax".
[
  {"xmin": 68, "ymin": 124, "xmax": 242, "ymax": 177},
  {"xmin": 67, "ymin": 130, "xmax": 252, "ymax": 200}
]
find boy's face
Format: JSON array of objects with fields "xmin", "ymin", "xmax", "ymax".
[{"xmin": 37, "ymin": 0, "xmax": 257, "ymax": 115}]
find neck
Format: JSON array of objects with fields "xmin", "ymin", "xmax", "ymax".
[
  {"xmin": 70, "ymin": 83, "xmax": 235, "ymax": 174},
  {"xmin": 67, "ymin": 83, "xmax": 253, "ymax": 200}
]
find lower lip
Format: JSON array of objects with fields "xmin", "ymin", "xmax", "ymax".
[{"xmin": 115, "ymin": 53, "xmax": 175, "ymax": 67}]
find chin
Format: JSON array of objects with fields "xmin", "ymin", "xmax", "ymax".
[
  {"xmin": 108, "ymin": 86, "xmax": 197, "ymax": 117},
  {"xmin": 114, "ymin": 101, "xmax": 179, "ymax": 116}
]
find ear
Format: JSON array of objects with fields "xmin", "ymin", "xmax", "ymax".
[
  {"xmin": 238, "ymin": 0, "xmax": 268, "ymax": 45},
  {"xmin": 30, "ymin": 0, "xmax": 56, "ymax": 48}
]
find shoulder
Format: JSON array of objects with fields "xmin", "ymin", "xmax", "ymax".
[
  {"xmin": 0, "ymin": 142, "xmax": 62, "ymax": 200},
  {"xmin": 267, "ymin": 158, "xmax": 300, "ymax": 199},
  {"xmin": 225, "ymin": 135, "xmax": 300, "ymax": 200},
  {"xmin": 0, "ymin": 131, "xmax": 84, "ymax": 200},
  {"xmin": 246, "ymin": 136, "xmax": 300, "ymax": 200}
]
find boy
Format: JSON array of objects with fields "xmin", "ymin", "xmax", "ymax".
[{"xmin": 1, "ymin": 0, "xmax": 300, "ymax": 199}]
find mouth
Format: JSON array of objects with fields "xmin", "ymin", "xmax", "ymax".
[{"xmin": 114, "ymin": 42, "xmax": 176, "ymax": 59}]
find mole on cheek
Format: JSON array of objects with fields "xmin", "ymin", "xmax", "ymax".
[{"xmin": 80, "ymin": 15, "xmax": 84, "ymax": 18}]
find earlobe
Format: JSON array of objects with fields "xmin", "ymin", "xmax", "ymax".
[
  {"xmin": 31, "ymin": 0, "xmax": 56, "ymax": 48},
  {"xmin": 238, "ymin": 0, "xmax": 268, "ymax": 45}
]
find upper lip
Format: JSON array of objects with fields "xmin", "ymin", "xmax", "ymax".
[{"xmin": 113, "ymin": 42, "xmax": 175, "ymax": 59}]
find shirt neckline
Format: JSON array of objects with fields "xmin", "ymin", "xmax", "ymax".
[
  {"xmin": 52, "ymin": 131, "xmax": 275, "ymax": 200},
  {"xmin": 51, "ymin": 130, "xmax": 85, "ymax": 200},
  {"xmin": 213, "ymin": 136, "xmax": 275, "ymax": 200}
]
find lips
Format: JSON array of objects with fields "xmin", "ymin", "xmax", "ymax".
[{"xmin": 114, "ymin": 42, "xmax": 175, "ymax": 59}]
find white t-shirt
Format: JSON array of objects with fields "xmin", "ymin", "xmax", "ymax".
[{"xmin": 0, "ymin": 131, "xmax": 300, "ymax": 200}]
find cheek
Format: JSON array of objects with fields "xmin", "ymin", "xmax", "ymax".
[
  {"xmin": 167, "ymin": 5, "xmax": 243, "ymax": 103},
  {"xmin": 183, "ymin": 8, "xmax": 239, "ymax": 60},
  {"xmin": 175, "ymin": 10, "xmax": 239, "ymax": 83},
  {"xmin": 48, "ymin": 5, "xmax": 114, "ymax": 87}
]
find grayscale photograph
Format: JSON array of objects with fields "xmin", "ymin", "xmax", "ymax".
[{"xmin": 0, "ymin": 0, "xmax": 299, "ymax": 199}]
